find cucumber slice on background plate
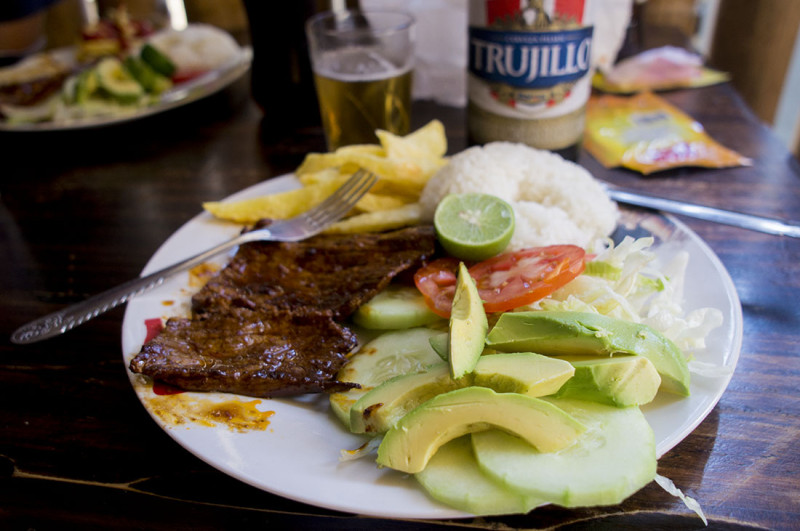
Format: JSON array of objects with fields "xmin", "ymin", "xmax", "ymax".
[
  {"xmin": 140, "ymin": 43, "xmax": 176, "ymax": 78},
  {"xmin": 95, "ymin": 57, "xmax": 143, "ymax": 104},
  {"xmin": 473, "ymin": 397, "xmax": 657, "ymax": 508}
]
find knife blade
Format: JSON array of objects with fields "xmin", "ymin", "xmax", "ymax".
[{"xmin": 605, "ymin": 185, "xmax": 800, "ymax": 238}]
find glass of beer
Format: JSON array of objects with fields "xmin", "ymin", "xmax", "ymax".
[{"xmin": 305, "ymin": 10, "xmax": 415, "ymax": 151}]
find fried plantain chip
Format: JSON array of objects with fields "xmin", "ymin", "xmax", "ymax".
[
  {"xmin": 204, "ymin": 120, "xmax": 449, "ymax": 228},
  {"xmin": 202, "ymin": 178, "xmax": 345, "ymax": 223},
  {"xmin": 354, "ymin": 192, "xmax": 415, "ymax": 213},
  {"xmin": 324, "ymin": 203, "xmax": 424, "ymax": 234}
]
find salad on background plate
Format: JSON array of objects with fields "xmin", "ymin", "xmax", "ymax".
[{"xmin": 0, "ymin": 8, "xmax": 250, "ymax": 131}]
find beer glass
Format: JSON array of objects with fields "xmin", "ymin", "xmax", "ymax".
[{"xmin": 306, "ymin": 10, "xmax": 415, "ymax": 151}]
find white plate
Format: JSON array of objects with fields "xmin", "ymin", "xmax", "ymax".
[
  {"xmin": 121, "ymin": 175, "xmax": 743, "ymax": 519},
  {"xmin": 0, "ymin": 45, "xmax": 251, "ymax": 132}
]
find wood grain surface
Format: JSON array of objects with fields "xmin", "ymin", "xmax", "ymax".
[{"xmin": 1, "ymin": 69, "xmax": 799, "ymax": 530}]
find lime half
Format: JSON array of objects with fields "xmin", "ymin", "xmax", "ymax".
[{"xmin": 434, "ymin": 193, "xmax": 515, "ymax": 261}]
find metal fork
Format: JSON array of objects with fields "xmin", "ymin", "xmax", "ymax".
[{"xmin": 11, "ymin": 170, "xmax": 377, "ymax": 344}]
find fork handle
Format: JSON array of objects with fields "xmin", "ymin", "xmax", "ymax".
[{"xmin": 10, "ymin": 231, "xmax": 261, "ymax": 345}]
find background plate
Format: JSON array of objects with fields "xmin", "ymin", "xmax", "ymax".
[
  {"xmin": 121, "ymin": 174, "xmax": 743, "ymax": 519},
  {"xmin": 0, "ymin": 45, "xmax": 251, "ymax": 132}
]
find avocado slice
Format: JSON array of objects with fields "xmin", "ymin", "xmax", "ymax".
[
  {"xmin": 552, "ymin": 356, "xmax": 661, "ymax": 407},
  {"xmin": 473, "ymin": 352, "xmax": 574, "ymax": 396},
  {"xmin": 95, "ymin": 57, "xmax": 144, "ymax": 104},
  {"xmin": 376, "ymin": 387, "xmax": 585, "ymax": 474},
  {"xmin": 350, "ymin": 353, "xmax": 574, "ymax": 434},
  {"xmin": 486, "ymin": 311, "xmax": 690, "ymax": 396},
  {"xmin": 349, "ymin": 362, "xmax": 467, "ymax": 434},
  {"xmin": 428, "ymin": 332, "xmax": 449, "ymax": 361},
  {"xmin": 448, "ymin": 262, "xmax": 488, "ymax": 379},
  {"xmin": 328, "ymin": 327, "xmax": 442, "ymax": 429}
]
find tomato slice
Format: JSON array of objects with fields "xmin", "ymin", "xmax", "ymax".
[
  {"xmin": 413, "ymin": 257, "xmax": 461, "ymax": 318},
  {"xmin": 414, "ymin": 246, "xmax": 586, "ymax": 317},
  {"xmin": 469, "ymin": 245, "xmax": 586, "ymax": 313}
]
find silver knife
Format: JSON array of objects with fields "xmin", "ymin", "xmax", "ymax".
[{"xmin": 605, "ymin": 185, "xmax": 800, "ymax": 238}]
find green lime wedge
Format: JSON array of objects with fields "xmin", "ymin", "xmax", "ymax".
[{"xmin": 434, "ymin": 193, "xmax": 515, "ymax": 261}]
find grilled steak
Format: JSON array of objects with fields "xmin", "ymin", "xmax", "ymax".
[
  {"xmin": 130, "ymin": 310, "xmax": 358, "ymax": 397},
  {"xmin": 130, "ymin": 225, "xmax": 437, "ymax": 398},
  {"xmin": 192, "ymin": 225, "xmax": 437, "ymax": 319}
]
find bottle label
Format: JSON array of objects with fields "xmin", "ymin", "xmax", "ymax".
[
  {"xmin": 468, "ymin": 0, "xmax": 593, "ymax": 120},
  {"xmin": 469, "ymin": 27, "xmax": 593, "ymax": 90}
]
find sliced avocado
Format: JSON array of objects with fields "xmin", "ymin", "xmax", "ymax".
[
  {"xmin": 416, "ymin": 436, "xmax": 545, "ymax": 516},
  {"xmin": 428, "ymin": 332, "xmax": 448, "ymax": 361},
  {"xmin": 448, "ymin": 262, "xmax": 488, "ymax": 379},
  {"xmin": 552, "ymin": 356, "xmax": 661, "ymax": 407},
  {"xmin": 350, "ymin": 353, "xmax": 574, "ymax": 435},
  {"xmin": 473, "ymin": 397, "xmax": 657, "ymax": 508},
  {"xmin": 349, "ymin": 362, "xmax": 467, "ymax": 434},
  {"xmin": 328, "ymin": 327, "xmax": 442, "ymax": 429},
  {"xmin": 95, "ymin": 57, "xmax": 144, "ymax": 105},
  {"xmin": 353, "ymin": 284, "xmax": 443, "ymax": 330},
  {"xmin": 486, "ymin": 311, "xmax": 690, "ymax": 396},
  {"xmin": 376, "ymin": 387, "xmax": 585, "ymax": 474},
  {"xmin": 140, "ymin": 43, "xmax": 176, "ymax": 78},
  {"xmin": 473, "ymin": 352, "xmax": 574, "ymax": 396}
]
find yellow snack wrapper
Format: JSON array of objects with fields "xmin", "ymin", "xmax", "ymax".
[
  {"xmin": 591, "ymin": 46, "xmax": 730, "ymax": 94},
  {"xmin": 584, "ymin": 92, "xmax": 752, "ymax": 175},
  {"xmin": 592, "ymin": 67, "xmax": 730, "ymax": 94}
]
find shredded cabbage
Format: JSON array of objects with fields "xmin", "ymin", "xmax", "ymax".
[
  {"xmin": 655, "ymin": 474, "xmax": 708, "ymax": 525},
  {"xmin": 339, "ymin": 437, "xmax": 381, "ymax": 462}
]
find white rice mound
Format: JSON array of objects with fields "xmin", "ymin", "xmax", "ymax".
[
  {"xmin": 419, "ymin": 142, "xmax": 619, "ymax": 250},
  {"xmin": 147, "ymin": 23, "xmax": 241, "ymax": 74}
]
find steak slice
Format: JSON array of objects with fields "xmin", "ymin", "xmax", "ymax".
[
  {"xmin": 129, "ymin": 310, "xmax": 358, "ymax": 398},
  {"xmin": 191, "ymin": 225, "xmax": 436, "ymax": 319}
]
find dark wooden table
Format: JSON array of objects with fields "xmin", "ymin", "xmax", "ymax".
[{"xmin": 1, "ymin": 70, "xmax": 799, "ymax": 530}]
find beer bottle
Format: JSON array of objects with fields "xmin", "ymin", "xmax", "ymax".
[{"xmin": 467, "ymin": 0, "xmax": 594, "ymax": 160}]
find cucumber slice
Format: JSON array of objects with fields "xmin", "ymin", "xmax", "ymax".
[
  {"xmin": 473, "ymin": 398, "xmax": 656, "ymax": 508},
  {"xmin": 416, "ymin": 436, "xmax": 544, "ymax": 516},
  {"xmin": 329, "ymin": 327, "xmax": 443, "ymax": 429},
  {"xmin": 140, "ymin": 43, "xmax": 176, "ymax": 78},
  {"xmin": 353, "ymin": 285, "xmax": 443, "ymax": 330},
  {"xmin": 95, "ymin": 57, "xmax": 143, "ymax": 104},
  {"xmin": 71, "ymin": 69, "xmax": 98, "ymax": 104},
  {"xmin": 124, "ymin": 56, "xmax": 172, "ymax": 94}
]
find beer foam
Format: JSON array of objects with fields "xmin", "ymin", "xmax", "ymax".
[{"xmin": 315, "ymin": 47, "xmax": 410, "ymax": 82}]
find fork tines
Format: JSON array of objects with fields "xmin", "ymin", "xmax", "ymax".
[{"xmin": 305, "ymin": 169, "xmax": 378, "ymax": 229}]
